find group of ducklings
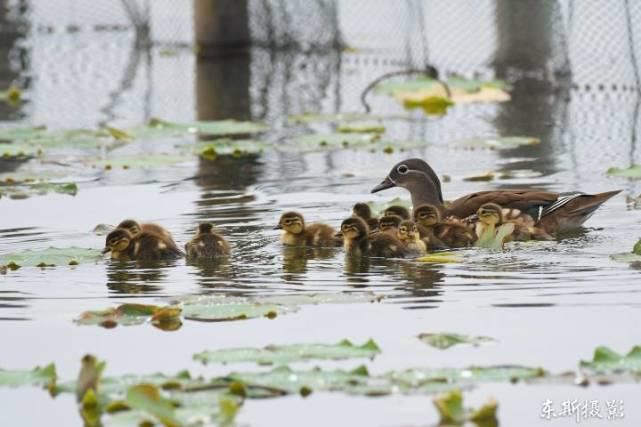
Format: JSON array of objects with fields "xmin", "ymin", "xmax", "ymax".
[
  {"xmin": 277, "ymin": 201, "xmax": 553, "ymax": 259},
  {"xmin": 102, "ymin": 220, "xmax": 230, "ymax": 261},
  {"xmin": 102, "ymin": 200, "xmax": 548, "ymax": 262}
]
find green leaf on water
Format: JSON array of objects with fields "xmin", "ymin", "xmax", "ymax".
[
  {"xmin": 463, "ymin": 171, "xmax": 496, "ymax": 182},
  {"xmin": 75, "ymin": 304, "xmax": 182, "ymax": 330},
  {"xmin": 634, "ymin": 239, "xmax": 641, "ymax": 255},
  {"xmin": 337, "ymin": 122, "xmax": 386, "ymax": 134},
  {"xmin": 0, "ymin": 363, "xmax": 57, "ymax": 390},
  {"xmin": 0, "ymin": 143, "xmax": 38, "ymax": 158},
  {"xmin": 402, "ymin": 96, "xmax": 454, "ymax": 116},
  {"xmin": 0, "ymin": 247, "xmax": 101, "ymax": 268},
  {"xmin": 288, "ymin": 112, "xmax": 378, "ymax": 124},
  {"xmin": 293, "ymin": 132, "xmax": 380, "ymax": 150},
  {"xmin": 375, "ymin": 77, "xmax": 507, "ymax": 96},
  {"xmin": 91, "ymin": 153, "xmax": 193, "ymax": 170},
  {"xmin": 0, "ymin": 180, "xmax": 78, "ymax": 200},
  {"xmin": 580, "ymin": 346, "xmax": 641, "ymax": 374},
  {"xmin": 125, "ymin": 384, "xmax": 180, "ymax": 427},
  {"xmin": 259, "ymin": 292, "xmax": 383, "ymax": 306},
  {"xmin": 454, "ymin": 136, "xmax": 540, "ymax": 150},
  {"xmin": 134, "ymin": 117, "xmax": 267, "ymax": 138},
  {"xmin": 105, "ymin": 126, "xmax": 134, "ymax": 142},
  {"xmin": 197, "ymin": 139, "xmax": 265, "ymax": 160},
  {"xmin": 416, "ymin": 252, "xmax": 464, "ymax": 264},
  {"xmin": 418, "ymin": 333, "xmax": 495, "ymax": 350},
  {"xmin": 181, "ymin": 299, "xmax": 295, "ymax": 322},
  {"xmin": 610, "ymin": 252, "xmax": 641, "ymax": 263},
  {"xmin": 607, "ymin": 164, "xmax": 641, "ymax": 179},
  {"xmin": 0, "ymin": 85, "xmax": 22, "ymax": 104},
  {"xmin": 193, "ymin": 339, "xmax": 381, "ymax": 365},
  {"xmin": 433, "ymin": 389, "xmax": 498, "ymax": 426}
]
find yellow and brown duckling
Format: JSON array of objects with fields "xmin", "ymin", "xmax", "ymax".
[
  {"xmin": 413, "ymin": 204, "xmax": 475, "ymax": 249},
  {"xmin": 340, "ymin": 217, "xmax": 407, "ymax": 258},
  {"xmin": 377, "ymin": 215, "xmax": 403, "ymax": 236},
  {"xmin": 474, "ymin": 203, "xmax": 515, "ymax": 250},
  {"xmin": 383, "ymin": 205, "xmax": 410, "ymax": 220},
  {"xmin": 117, "ymin": 219, "xmax": 173, "ymax": 241},
  {"xmin": 102, "ymin": 228, "xmax": 184, "ymax": 261},
  {"xmin": 185, "ymin": 223, "xmax": 231, "ymax": 260},
  {"xmin": 352, "ymin": 203, "xmax": 379, "ymax": 231},
  {"xmin": 275, "ymin": 211, "xmax": 339, "ymax": 247},
  {"xmin": 397, "ymin": 220, "xmax": 427, "ymax": 255}
]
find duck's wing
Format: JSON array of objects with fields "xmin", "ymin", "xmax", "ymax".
[{"xmin": 446, "ymin": 190, "xmax": 560, "ymax": 219}]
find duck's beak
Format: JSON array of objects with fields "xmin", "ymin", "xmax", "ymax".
[
  {"xmin": 371, "ymin": 176, "xmax": 395, "ymax": 193},
  {"xmin": 101, "ymin": 247, "xmax": 111, "ymax": 254},
  {"xmin": 273, "ymin": 224, "xmax": 283, "ymax": 230}
]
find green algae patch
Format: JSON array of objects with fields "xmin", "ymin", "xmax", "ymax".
[
  {"xmin": 193, "ymin": 339, "xmax": 381, "ymax": 365},
  {"xmin": 418, "ymin": 333, "xmax": 495, "ymax": 350}
]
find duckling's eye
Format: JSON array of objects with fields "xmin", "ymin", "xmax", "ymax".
[{"xmin": 397, "ymin": 164, "xmax": 409, "ymax": 175}]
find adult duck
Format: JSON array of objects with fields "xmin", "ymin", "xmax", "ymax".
[{"xmin": 371, "ymin": 158, "xmax": 620, "ymax": 234}]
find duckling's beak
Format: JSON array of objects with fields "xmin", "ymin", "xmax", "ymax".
[
  {"xmin": 371, "ymin": 176, "xmax": 395, "ymax": 193},
  {"xmin": 101, "ymin": 247, "xmax": 111, "ymax": 254},
  {"xmin": 273, "ymin": 224, "xmax": 283, "ymax": 230}
]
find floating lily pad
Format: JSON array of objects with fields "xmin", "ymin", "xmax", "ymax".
[
  {"xmin": 580, "ymin": 346, "xmax": 641, "ymax": 374},
  {"xmin": 610, "ymin": 252, "xmax": 641, "ymax": 263},
  {"xmin": 181, "ymin": 300, "xmax": 293, "ymax": 322},
  {"xmin": 260, "ymin": 292, "xmax": 383, "ymax": 306},
  {"xmin": 0, "ymin": 143, "xmax": 38, "ymax": 158},
  {"xmin": 375, "ymin": 77, "xmax": 507, "ymax": 96},
  {"xmin": 607, "ymin": 164, "xmax": 641, "ymax": 179},
  {"xmin": 288, "ymin": 112, "xmax": 376, "ymax": 124},
  {"xmin": 635, "ymin": 239, "xmax": 641, "ymax": 255},
  {"xmin": 337, "ymin": 122, "xmax": 386, "ymax": 134},
  {"xmin": 401, "ymin": 96, "xmax": 454, "ymax": 116},
  {"xmin": 0, "ymin": 247, "xmax": 101, "ymax": 268},
  {"xmin": 454, "ymin": 136, "xmax": 540, "ymax": 150},
  {"xmin": 133, "ymin": 117, "xmax": 267, "ymax": 138},
  {"xmin": 198, "ymin": 139, "xmax": 265, "ymax": 160},
  {"xmin": 433, "ymin": 389, "xmax": 498, "ymax": 426},
  {"xmin": 75, "ymin": 304, "xmax": 182, "ymax": 330},
  {"xmin": 0, "ymin": 180, "xmax": 78, "ymax": 199},
  {"xmin": 419, "ymin": 333, "xmax": 495, "ymax": 350},
  {"xmin": 0, "ymin": 364, "xmax": 57, "ymax": 389},
  {"xmin": 193, "ymin": 339, "xmax": 381, "ymax": 365},
  {"xmin": 293, "ymin": 132, "xmax": 380, "ymax": 150},
  {"xmin": 0, "ymin": 127, "xmax": 115, "ymax": 150}
]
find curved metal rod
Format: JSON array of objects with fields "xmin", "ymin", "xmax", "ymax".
[{"xmin": 360, "ymin": 66, "xmax": 451, "ymax": 113}]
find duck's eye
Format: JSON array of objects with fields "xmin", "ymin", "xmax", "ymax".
[{"xmin": 397, "ymin": 164, "xmax": 409, "ymax": 175}]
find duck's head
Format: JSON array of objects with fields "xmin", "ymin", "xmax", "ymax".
[
  {"xmin": 371, "ymin": 159, "xmax": 444, "ymax": 206},
  {"xmin": 340, "ymin": 217, "xmax": 368, "ymax": 240},
  {"xmin": 117, "ymin": 219, "xmax": 142, "ymax": 236},
  {"xmin": 477, "ymin": 203, "xmax": 503, "ymax": 226},
  {"xmin": 398, "ymin": 220, "xmax": 419, "ymax": 241},
  {"xmin": 352, "ymin": 203, "xmax": 372, "ymax": 220},
  {"xmin": 275, "ymin": 211, "xmax": 305, "ymax": 234},
  {"xmin": 378, "ymin": 215, "xmax": 401, "ymax": 233},
  {"xmin": 414, "ymin": 204, "xmax": 441, "ymax": 227},
  {"xmin": 197, "ymin": 223, "xmax": 215, "ymax": 235},
  {"xmin": 383, "ymin": 205, "xmax": 410, "ymax": 220},
  {"xmin": 103, "ymin": 228, "xmax": 133, "ymax": 254}
]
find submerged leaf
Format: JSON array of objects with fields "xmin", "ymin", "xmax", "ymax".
[
  {"xmin": 125, "ymin": 384, "xmax": 180, "ymax": 427},
  {"xmin": 0, "ymin": 363, "xmax": 57, "ymax": 390},
  {"xmin": 433, "ymin": 389, "xmax": 498, "ymax": 426},
  {"xmin": 193, "ymin": 339, "xmax": 381, "ymax": 365},
  {"xmin": 418, "ymin": 333, "xmax": 495, "ymax": 350},
  {"xmin": 580, "ymin": 346, "xmax": 641, "ymax": 374},
  {"xmin": 607, "ymin": 164, "xmax": 641, "ymax": 179},
  {"xmin": 0, "ymin": 247, "xmax": 101, "ymax": 268}
]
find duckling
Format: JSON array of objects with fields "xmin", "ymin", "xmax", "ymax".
[
  {"xmin": 377, "ymin": 215, "xmax": 402, "ymax": 236},
  {"xmin": 275, "ymin": 211, "xmax": 339, "ymax": 247},
  {"xmin": 340, "ymin": 217, "xmax": 407, "ymax": 258},
  {"xmin": 383, "ymin": 205, "xmax": 410, "ymax": 220},
  {"xmin": 117, "ymin": 219, "xmax": 173, "ymax": 240},
  {"xmin": 103, "ymin": 228, "xmax": 184, "ymax": 261},
  {"xmin": 352, "ymin": 203, "xmax": 379, "ymax": 231},
  {"xmin": 475, "ymin": 203, "xmax": 515, "ymax": 250},
  {"xmin": 185, "ymin": 223, "xmax": 230, "ymax": 260},
  {"xmin": 413, "ymin": 204, "xmax": 475, "ymax": 248},
  {"xmin": 500, "ymin": 207, "xmax": 555, "ymax": 241},
  {"xmin": 397, "ymin": 220, "xmax": 427, "ymax": 255}
]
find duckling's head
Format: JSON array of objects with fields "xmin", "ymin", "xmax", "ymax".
[
  {"xmin": 117, "ymin": 219, "xmax": 142, "ymax": 236},
  {"xmin": 379, "ymin": 215, "xmax": 401, "ymax": 233},
  {"xmin": 352, "ymin": 203, "xmax": 372, "ymax": 220},
  {"xmin": 477, "ymin": 203, "xmax": 503, "ymax": 226},
  {"xmin": 197, "ymin": 223, "xmax": 215, "ymax": 234},
  {"xmin": 398, "ymin": 220, "xmax": 419, "ymax": 241},
  {"xmin": 340, "ymin": 217, "xmax": 368, "ymax": 240},
  {"xmin": 275, "ymin": 211, "xmax": 305, "ymax": 235},
  {"xmin": 383, "ymin": 205, "xmax": 410, "ymax": 220},
  {"xmin": 414, "ymin": 204, "xmax": 441, "ymax": 227},
  {"xmin": 103, "ymin": 228, "xmax": 133, "ymax": 254}
]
